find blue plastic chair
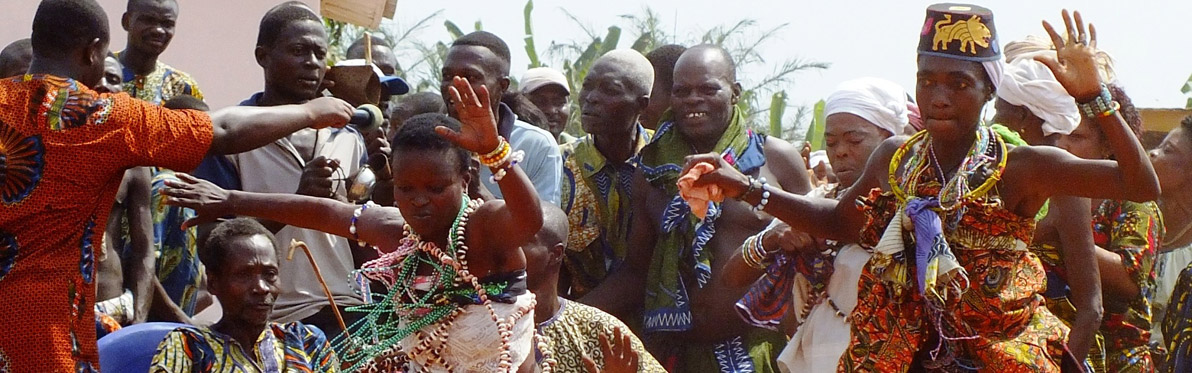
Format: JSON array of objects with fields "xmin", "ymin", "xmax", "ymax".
[{"xmin": 98, "ymin": 322, "xmax": 191, "ymax": 373}]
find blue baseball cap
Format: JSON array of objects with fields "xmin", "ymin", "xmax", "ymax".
[{"xmin": 336, "ymin": 59, "xmax": 410, "ymax": 95}]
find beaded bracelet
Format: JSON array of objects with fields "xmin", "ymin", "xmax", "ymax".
[
  {"xmin": 752, "ymin": 177, "xmax": 771, "ymax": 212},
  {"xmin": 741, "ymin": 235, "xmax": 766, "ymax": 270},
  {"xmin": 350, "ymin": 201, "xmax": 377, "ymax": 246},
  {"xmin": 490, "ymin": 150, "xmax": 526, "ymax": 182},
  {"xmin": 480, "ymin": 137, "xmax": 512, "ymax": 167},
  {"xmin": 1077, "ymin": 84, "xmax": 1119, "ymax": 119}
]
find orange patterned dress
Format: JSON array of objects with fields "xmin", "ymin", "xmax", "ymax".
[
  {"xmin": 0, "ymin": 74, "xmax": 212, "ymax": 371},
  {"xmin": 839, "ymin": 129, "xmax": 1069, "ymax": 372}
]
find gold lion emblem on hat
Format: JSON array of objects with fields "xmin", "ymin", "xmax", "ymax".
[{"xmin": 932, "ymin": 14, "xmax": 992, "ymax": 55}]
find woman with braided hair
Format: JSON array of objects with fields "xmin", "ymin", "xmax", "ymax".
[
  {"xmin": 683, "ymin": 6, "xmax": 1158, "ymax": 371},
  {"xmin": 162, "ymin": 77, "xmax": 548, "ymax": 372}
]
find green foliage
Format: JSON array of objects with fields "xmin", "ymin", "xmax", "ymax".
[
  {"xmin": 804, "ymin": 100, "xmax": 826, "ymax": 150},
  {"xmin": 1182, "ymin": 73, "xmax": 1192, "ymax": 109},
  {"xmin": 523, "ymin": 0, "xmax": 541, "ymax": 69},
  {"xmin": 768, "ymin": 92, "xmax": 787, "ymax": 138}
]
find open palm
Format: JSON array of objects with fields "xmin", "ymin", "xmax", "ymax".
[
  {"xmin": 1035, "ymin": 9, "xmax": 1103, "ymax": 101},
  {"xmin": 439, "ymin": 76, "xmax": 501, "ymax": 154}
]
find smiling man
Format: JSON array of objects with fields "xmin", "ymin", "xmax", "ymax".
[
  {"xmin": 117, "ymin": 0, "xmax": 200, "ymax": 104},
  {"xmin": 558, "ymin": 49, "xmax": 654, "ymax": 298},
  {"xmin": 582, "ymin": 44, "xmax": 812, "ymax": 372},
  {"xmin": 116, "ymin": 0, "xmax": 211, "ymax": 324},
  {"xmin": 150, "ymin": 219, "xmax": 339, "ymax": 372}
]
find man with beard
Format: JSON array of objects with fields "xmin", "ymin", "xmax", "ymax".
[{"xmin": 584, "ymin": 44, "xmax": 812, "ymax": 371}]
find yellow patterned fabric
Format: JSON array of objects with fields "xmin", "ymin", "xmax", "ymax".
[
  {"xmin": 117, "ymin": 57, "xmax": 203, "ymax": 105},
  {"xmin": 558, "ymin": 126, "xmax": 652, "ymax": 297},
  {"xmin": 150, "ymin": 322, "xmax": 338, "ymax": 372},
  {"xmin": 537, "ymin": 298, "xmax": 665, "ymax": 372}
]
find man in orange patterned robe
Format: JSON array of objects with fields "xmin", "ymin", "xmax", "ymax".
[{"xmin": 0, "ymin": 1, "xmax": 353, "ymax": 370}]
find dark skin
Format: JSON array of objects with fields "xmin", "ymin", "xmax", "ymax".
[
  {"xmin": 527, "ymin": 84, "xmax": 570, "ymax": 139},
  {"xmin": 441, "ymin": 45, "xmax": 510, "ymax": 122},
  {"xmin": 119, "ymin": 0, "xmax": 178, "ymax": 76},
  {"xmin": 164, "ymin": 77, "xmax": 543, "ymax": 283},
  {"xmin": 208, "ymin": 234, "xmax": 282, "ymax": 358},
  {"xmin": 579, "ymin": 58, "xmax": 651, "ymax": 167},
  {"xmin": 641, "ymin": 74, "xmax": 673, "ymax": 131},
  {"xmin": 27, "ymin": 28, "xmax": 354, "ymax": 155},
  {"xmin": 255, "ymin": 20, "xmax": 328, "ymax": 108},
  {"xmin": 686, "ymin": 10, "xmax": 1158, "ymax": 274},
  {"xmin": 993, "ymin": 80, "xmax": 1103, "ymax": 360},
  {"xmin": 98, "ymin": 167, "xmax": 156, "ymax": 324},
  {"xmin": 1056, "ymin": 115, "xmax": 1150, "ymax": 300},
  {"xmin": 721, "ymin": 112, "xmax": 890, "ymax": 288},
  {"xmin": 345, "ymin": 42, "xmax": 397, "ymax": 207},
  {"xmin": 95, "ymin": 56, "xmax": 123, "ymax": 94},
  {"xmin": 991, "ymin": 98, "xmax": 1056, "ymax": 146},
  {"xmin": 581, "ymin": 46, "xmax": 812, "ymax": 342},
  {"xmin": 1150, "ymin": 127, "xmax": 1192, "ymax": 251}
]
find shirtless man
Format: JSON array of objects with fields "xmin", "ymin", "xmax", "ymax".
[{"xmin": 583, "ymin": 44, "xmax": 811, "ymax": 372}]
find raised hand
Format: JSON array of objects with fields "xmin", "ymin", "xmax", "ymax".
[
  {"xmin": 582, "ymin": 327, "xmax": 640, "ymax": 373},
  {"xmin": 303, "ymin": 96, "xmax": 355, "ymax": 129},
  {"xmin": 161, "ymin": 173, "xmax": 233, "ymax": 229},
  {"xmin": 1035, "ymin": 9, "xmax": 1103, "ymax": 101},
  {"xmin": 438, "ymin": 76, "xmax": 501, "ymax": 154},
  {"xmin": 682, "ymin": 153, "xmax": 752, "ymax": 199}
]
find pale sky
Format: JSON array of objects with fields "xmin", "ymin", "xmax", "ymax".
[
  {"xmin": 1, "ymin": 0, "xmax": 1186, "ymax": 115},
  {"xmin": 386, "ymin": 0, "xmax": 1191, "ymax": 114}
]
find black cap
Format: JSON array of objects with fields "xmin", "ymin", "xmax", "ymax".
[{"xmin": 918, "ymin": 3, "xmax": 1000, "ymax": 62}]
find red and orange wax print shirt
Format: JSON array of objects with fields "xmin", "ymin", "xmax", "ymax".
[{"xmin": 0, "ymin": 74, "xmax": 212, "ymax": 372}]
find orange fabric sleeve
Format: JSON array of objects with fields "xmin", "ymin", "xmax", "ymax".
[{"xmin": 110, "ymin": 92, "xmax": 214, "ymax": 171}]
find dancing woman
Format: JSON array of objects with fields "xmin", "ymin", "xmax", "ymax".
[
  {"xmin": 163, "ymin": 77, "xmax": 545, "ymax": 372},
  {"xmin": 684, "ymin": 6, "xmax": 1158, "ymax": 371}
]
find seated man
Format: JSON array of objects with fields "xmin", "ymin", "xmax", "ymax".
[
  {"xmin": 151, "ymin": 218, "xmax": 338, "ymax": 371},
  {"xmin": 528, "ymin": 204, "xmax": 664, "ymax": 372}
]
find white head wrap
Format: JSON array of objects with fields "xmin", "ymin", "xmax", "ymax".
[
  {"xmin": 994, "ymin": 54, "xmax": 1080, "ymax": 136},
  {"xmin": 823, "ymin": 78, "xmax": 911, "ymax": 136},
  {"xmin": 808, "ymin": 150, "xmax": 829, "ymax": 169}
]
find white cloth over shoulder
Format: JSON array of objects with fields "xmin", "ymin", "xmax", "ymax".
[
  {"xmin": 776, "ymin": 185, "xmax": 873, "ymax": 373},
  {"xmin": 823, "ymin": 78, "xmax": 911, "ymax": 137},
  {"xmin": 995, "ymin": 53, "xmax": 1080, "ymax": 136}
]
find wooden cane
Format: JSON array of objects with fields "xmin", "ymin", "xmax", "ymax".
[{"xmin": 288, "ymin": 239, "xmax": 350, "ymax": 338}]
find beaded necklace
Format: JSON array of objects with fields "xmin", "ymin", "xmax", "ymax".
[
  {"xmin": 890, "ymin": 127, "xmax": 1007, "ymax": 210},
  {"xmin": 335, "ymin": 195, "xmax": 555, "ymax": 372}
]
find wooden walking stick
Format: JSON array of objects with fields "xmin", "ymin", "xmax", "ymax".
[{"xmin": 288, "ymin": 239, "xmax": 350, "ymax": 339}]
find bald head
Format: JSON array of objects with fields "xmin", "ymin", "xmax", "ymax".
[
  {"xmin": 0, "ymin": 39, "xmax": 32, "ymax": 78},
  {"xmin": 590, "ymin": 49, "xmax": 655, "ymax": 97},
  {"xmin": 537, "ymin": 204, "xmax": 568, "ymax": 251},
  {"xmin": 524, "ymin": 204, "xmax": 568, "ymax": 293},
  {"xmin": 675, "ymin": 44, "xmax": 736, "ymax": 83}
]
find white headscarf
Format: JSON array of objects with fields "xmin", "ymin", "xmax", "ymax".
[
  {"xmin": 823, "ymin": 78, "xmax": 911, "ymax": 136},
  {"xmin": 994, "ymin": 53, "xmax": 1080, "ymax": 136}
]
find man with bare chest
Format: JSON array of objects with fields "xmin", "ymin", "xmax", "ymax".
[{"xmin": 583, "ymin": 44, "xmax": 811, "ymax": 371}]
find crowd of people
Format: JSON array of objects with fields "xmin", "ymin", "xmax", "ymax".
[{"xmin": 4, "ymin": 0, "xmax": 1192, "ymax": 372}]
